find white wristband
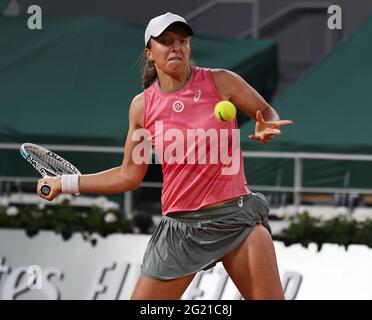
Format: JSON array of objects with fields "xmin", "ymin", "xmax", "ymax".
[{"xmin": 61, "ymin": 174, "xmax": 80, "ymax": 195}]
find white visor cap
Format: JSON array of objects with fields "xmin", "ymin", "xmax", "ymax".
[{"xmin": 144, "ymin": 12, "xmax": 193, "ymax": 47}]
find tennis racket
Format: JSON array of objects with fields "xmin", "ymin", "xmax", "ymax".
[{"xmin": 20, "ymin": 143, "xmax": 81, "ymax": 196}]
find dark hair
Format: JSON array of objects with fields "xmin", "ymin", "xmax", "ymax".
[
  {"xmin": 142, "ymin": 47, "xmax": 158, "ymax": 89},
  {"xmin": 141, "ymin": 41, "xmax": 195, "ymax": 89}
]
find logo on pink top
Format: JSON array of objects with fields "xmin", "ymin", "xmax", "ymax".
[
  {"xmin": 193, "ymin": 90, "xmax": 202, "ymax": 102},
  {"xmin": 172, "ymin": 101, "xmax": 184, "ymax": 112}
]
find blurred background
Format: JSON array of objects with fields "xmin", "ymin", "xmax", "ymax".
[{"xmin": 1, "ymin": 0, "xmax": 372, "ymax": 300}]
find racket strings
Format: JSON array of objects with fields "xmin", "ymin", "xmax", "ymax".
[{"xmin": 26, "ymin": 146, "xmax": 79, "ymax": 175}]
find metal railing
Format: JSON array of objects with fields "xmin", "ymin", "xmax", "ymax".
[
  {"xmin": 239, "ymin": 2, "xmax": 341, "ymax": 54},
  {"xmin": 242, "ymin": 151, "xmax": 372, "ymax": 208},
  {"xmin": 185, "ymin": 1, "xmax": 342, "ymax": 54},
  {"xmin": 185, "ymin": 0, "xmax": 259, "ymax": 38},
  {"xmin": 1, "ymin": 143, "xmax": 371, "ymax": 216}
]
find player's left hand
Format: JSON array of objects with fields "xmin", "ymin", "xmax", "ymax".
[{"xmin": 249, "ymin": 110, "xmax": 293, "ymax": 144}]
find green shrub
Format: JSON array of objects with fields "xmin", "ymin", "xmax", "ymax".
[
  {"xmin": 274, "ymin": 212, "xmax": 372, "ymax": 251},
  {"xmin": 0, "ymin": 200, "xmax": 133, "ymax": 246},
  {"xmin": 2, "ymin": 202, "xmax": 372, "ymax": 252}
]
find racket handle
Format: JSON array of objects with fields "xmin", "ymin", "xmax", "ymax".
[{"xmin": 40, "ymin": 184, "xmax": 51, "ymax": 196}]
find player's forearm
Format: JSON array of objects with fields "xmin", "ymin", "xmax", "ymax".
[
  {"xmin": 261, "ymin": 106, "xmax": 280, "ymax": 122},
  {"xmin": 78, "ymin": 166, "xmax": 140, "ymax": 194}
]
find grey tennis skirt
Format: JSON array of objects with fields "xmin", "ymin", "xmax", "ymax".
[{"xmin": 140, "ymin": 192, "xmax": 272, "ymax": 280}]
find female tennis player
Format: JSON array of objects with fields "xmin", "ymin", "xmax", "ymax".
[{"xmin": 37, "ymin": 12, "xmax": 293, "ymax": 300}]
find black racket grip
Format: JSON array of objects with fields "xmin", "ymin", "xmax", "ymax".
[{"xmin": 40, "ymin": 184, "xmax": 51, "ymax": 196}]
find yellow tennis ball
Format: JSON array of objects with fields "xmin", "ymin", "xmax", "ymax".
[{"xmin": 214, "ymin": 101, "xmax": 237, "ymax": 122}]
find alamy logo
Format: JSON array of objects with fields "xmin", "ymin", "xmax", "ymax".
[
  {"xmin": 327, "ymin": 5, "xmax": 342, "ymax": 30},
  {"xmin": 131, "ymin": 121, "xmax": 241, "ymax": 176},
  {"xmin": 27, "ymin": 5, "xmax": 42, "ymax": 30},
  {"xmin": 172, "ymin": 100, "xmax": 184, "ymax": 112}
]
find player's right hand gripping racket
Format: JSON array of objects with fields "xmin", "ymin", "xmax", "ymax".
[{"xmin": 20, "ymin": 143, "xmax": 81, "ymax": 196}]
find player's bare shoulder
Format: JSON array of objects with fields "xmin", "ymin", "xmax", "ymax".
[
  {"xmin": 211, "ymin": 68, "xmax": 238, "ymax": 84},
  {"xmin": 130, "ymin": 93, "xmax": 145, "ymax": 128},
  {"xmin": 211, "ymin": 68, "xmax": 237, "ymax": 100}
]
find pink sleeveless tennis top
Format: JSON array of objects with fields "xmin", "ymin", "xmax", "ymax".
[{"xmin": 143, "ymin": 67, "xmax": 249, "ymax": 215}]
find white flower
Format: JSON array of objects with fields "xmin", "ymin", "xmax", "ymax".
[
  {"xmin": 335, "ymin": 207, "xmax": 349, "ymax": 216},
  {"xmin": 80, "ymin": 212, "xmax": 88, "ymax": 218},
  {"xmin": 353, "ymin": 212, "xmax": 368, "ymax": 223},
  {"xmin": 104, "ymin": 212, "xmax": 118, "ymax": 224},
  {"xmin": 352, "ymin": 208, "xmax": 372, "ymax": 223},
  {"xmin": 0, "ymin": 198, "xmax": 9, "ymax": 207},
  {"xmin": 37, "ymin": 202, "xmax": 46, "ymax": 210},
  {"xmin": 6, "ymin": 206, "xmax": 19, "ymax": 216},
  {"xmin": 321, "ymin": 212, "xmax": 338, "ymax": 222},
  {"xmin": 92, "ymin": 196, "xmax": 109, "ymax": 210},
  {"xmin": 271, "ymin": 207, "xmax": 286, "ymax": 219},
  {"xmin": 58, "ymin": 194, "xmax": 73, "ymax": 204},
  {"xmin": 92, "ymin": 197, "xmax": 119, "ymax": 212},
  {"xmin": 103, "ymin": 202, "xmax": 119, "ymax": 212},
  {"xmin": 283, "ymin": 211, "xmax": 297, "ymax": 220}
]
